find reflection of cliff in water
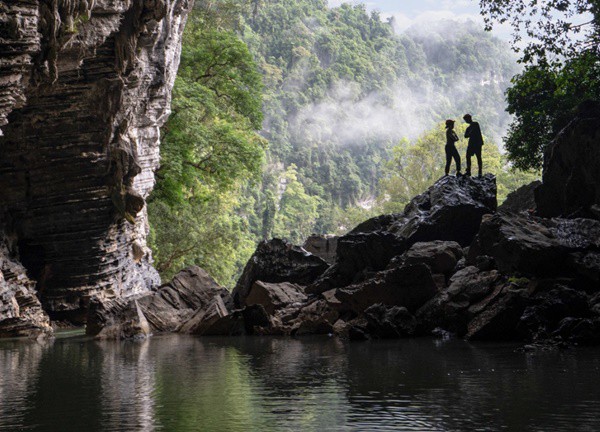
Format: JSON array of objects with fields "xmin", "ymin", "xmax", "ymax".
[
  {"xmin": 1, "ymin": 335, "xmax": 600, "ymax": 431},
  {"xmin": 0, "ymin": 340, "xmax": 50, "ymax": 429},
  {"xmin": 98, "ymin": 340, "xmax": 157, "ymax": 431}
]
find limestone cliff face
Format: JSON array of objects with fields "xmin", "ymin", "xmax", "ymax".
[{"xmin": 0, "ymin": 0, "xmax": 193, "ymax": 323}]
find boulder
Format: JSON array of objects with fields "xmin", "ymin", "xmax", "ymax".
[
  {"xmin": 309, "ymin": 175, "xmax": 496, "ymax": 295},
  {"xmin": 518, "ymin": 283, "xmax": 590, "ymax": 341},
  {"xmin": 87, "ymin": 266, "xmax": 232, "ymax": 338},
  {"xmin": 364, "ymin": 304, "xmax": 417, "ymax": 338},
  {"xmin": 179, "ymin": 296, "xmax": 244, "ymax": 336},
  {"xmin": 335, "ymin": 263, "xmax": 437, "ymax": 314},
  {"xmin": 466, "ymin": 287, "xmax": 530, "ymax": 340},
  {"xmin": 87, "ymin": 298, "xmax": 151, "ymax": 340},
  {"xmin": 303, "ymin": 235, "xmax": 338, "ymax": 264},
  {"xmin": 470, "ymin": 213, "xmax": 600, "ymax": 278},
  {"xmin": 499, "ymin": 180, "xmax": 541, "ymax": 213},
  {"xmin": 307, "ymin": 232, "xmax": 406, "ymax": 294},
  {"xmin": 398, "ymin": 241, "xmax": 463, "ymax": 274},
  {"xmin": 245, "ymin": 281, "xmax": 306, "ymax": 315},
  {"xmin": 267, "ymin": 299, "xmax": 338, "ymax": 336},
  {"xmin": 535, "ymin": 101, "xmax": 600, "ymax": 218},
  {"xmin": 389, "ymin": 174, "xmax": 497, "ymax": 246},
  {"xmin": 416, "ymin": 267, "xmax": 504, "ymax": 336},
  {"xmin": 242, "ymin": 304, "xmax": 272, "ymax": 334},
  {"xmin": 553, "ymin": 317, "xmax": 600, "ymax": 344},
  {"xmin": 232, "ymin": 239, "xmax": 329, "ymax": 307}
]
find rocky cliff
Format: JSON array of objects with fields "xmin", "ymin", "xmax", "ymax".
[
  {"xmin": 86, "ymin": 101, "xmax": 600, "ymax": 344},
  {"xmin": 0, "ymin": 0, "xmax": 193, "ymax": 330}
]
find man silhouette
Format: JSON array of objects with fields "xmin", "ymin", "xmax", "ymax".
[{"xmin": 463, "ymin": 114, "xmax": 483, "ymax": 177}]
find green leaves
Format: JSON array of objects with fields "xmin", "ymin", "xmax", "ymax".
[
  {"xmin": 148, "ymin": 1, "xmax": 267, "ymax": 286},
  {"xmin": 504, "ymin": 52, "xmax": 600, "ymax": 170},
  {"xmin": 479, "ymin": 0, "xmax": 599, "ymax": 65}
]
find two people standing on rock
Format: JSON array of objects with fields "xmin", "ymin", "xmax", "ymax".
[{"xmin": 444, "ymin": 114, "xmax": 484, "ymax": 177}]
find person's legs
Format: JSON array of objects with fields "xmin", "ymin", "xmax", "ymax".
[
  {"xmin": 476, "ymin": 147, "xmax": 482, "ymax": 177},
  {"xmin": 445, "ymin": 145, "xmax": 452, "ymax": 175},
  {"xmin": 452, "ymin": 146, "xmax": 461, "ymax": 174},
  {"xmin": 465, "ymin": 146, "xmax": 473, "ymax": 176}
]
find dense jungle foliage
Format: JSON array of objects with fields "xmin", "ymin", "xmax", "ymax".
[
  {"xmin": 149, "ymin": 0, "xmax": 541, "ymax": 286},
  {"xmin": 481, "ymin": 0, "xmax": 600, "ymax": 170}
]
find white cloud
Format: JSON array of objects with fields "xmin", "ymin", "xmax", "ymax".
[{"xmin": 383, "ymin": 10, "xmax": 483, "ymax": 34}]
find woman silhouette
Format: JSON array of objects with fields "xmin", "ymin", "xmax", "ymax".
[{"xmin": 445, "ymin": 119, "xmax": 461, "ymax": 176}]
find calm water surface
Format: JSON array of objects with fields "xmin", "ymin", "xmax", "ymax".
[{"xmin": 1, "ymin": 333, "xmax": 599, "ymax": 431}]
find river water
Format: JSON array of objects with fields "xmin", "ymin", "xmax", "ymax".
[{"xmin": 1, "ymin": 333, "xmax": 599, "ymax": 431}]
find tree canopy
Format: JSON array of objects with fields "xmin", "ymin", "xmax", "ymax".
[{"xmin": 480, "ymin": 0, "xmax": 600, "ymax": 169}]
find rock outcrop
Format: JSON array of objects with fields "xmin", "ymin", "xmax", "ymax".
[
  {"xmin": 499, "ymin": 180, "xmax": 540, "ymax": 213},
  {"xmin": 302, "ymin": 235, "xmax": 338, "ymax": 264},
  {"xmin": 535, "ymin": 101, "xmax": 600, "ymax": 218},
  {"xmin": 0, "ymin": 243, "xmax": 51, "ymax": 338},
  {"xmin": 308, "ymin": 175, "xmax": 496, "ymax": 294},
  {"xmin": 232, "ymin": 238, "xmax": 329, "ymax": 308},
  {"xmin": 0, "ymin": 0, "xmax": 193, "ymax": 325}
]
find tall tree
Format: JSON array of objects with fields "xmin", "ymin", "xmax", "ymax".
[
  {"xmin": 480, "ymin": 0, "xmax": 600, "ymax": 170},
  {"xmin": 148, "ymin": 2, "xmax": 266, "ymax": 285}
]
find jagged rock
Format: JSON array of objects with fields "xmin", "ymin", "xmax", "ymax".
[
  {"xmin": 535, "ymin": 101, "xmax": 600, "ymax": 218},
  {"xmin": 389, "ymin": 174, "xmax": 497, "ymax": 246},
  {"xmin": 87, "ymin": 298, "xmax": 151, "ymax": 340},
  {"xmin": 245, "ymin": 281, "xmax": 306, "ymax": 315},
  {"xmin": 242, "ymin": 304, "xmax": 272, "ymax": 334},
  {"xmin": 0, "ymin": 0, "xmax": 193, "ymax": 321},
  {"xmin": 289, "ymin": 300, "xmax": 338, "ymax": 336},
  {"xmin": 553, "ymin": 317, "xmax": 600, "ymax": 344},
  {"xmin": 499, "ymin": 180, "xmax": 541, "ymax": 213},
  {"xmin": 87, "ymin": 266, "xmax": 232, "ymax": 338},
  {"xmin": 0, "ymin": 244, "xmax": 51, "ymax": 338},
  {"xmin": 307, "ymin": 232, "xmax": 406, "ymax": 294},
  {"xmin": 309, "ymin": 175, "xmax": 496, "ymax": 295},
  {"xmin": 416, "ymin": 266, "xmax": 504, "ymax": 336},
  {"xmin": 232, "ymin": 239, "xmax": 329, "ymax": 307},
  {"xmin": 569, "ymin": 251, "xmax": 600, "ymax": 285},
  {"xmin": 335, "ymin": 263, "xmax": 437, "ymax": 314},
  {"xmin": 470, "ymin": 212, "xmax": 600, "ymax": 278},
  {"xmin": 364, "ymin": 304, "xmax": 417, "ymax": 338},
  {"xmin": 303, "ymin": 235, "xmax": 338, "ymax": 264},
  {"xmin": 518, "ymin": 284, "xmax": 590, "ymax": 341},
  {"xmin": 179, "ymin": 296, "xmax": 244, "ymax": 336},
  {"xmin": 398, "ymin": 241, "xmax": 463, "ymax": 274},
  {"xmin": 466, "ymin": 287, "xmax": 530, "ymax": 340}
]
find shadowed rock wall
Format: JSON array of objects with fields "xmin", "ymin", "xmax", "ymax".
[{"xmin": 0, "ymin": 0, "xmax": 193, "ymax": 322}]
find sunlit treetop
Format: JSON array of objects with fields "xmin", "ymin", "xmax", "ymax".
[{"xmin": 479, "ymin": 0, "xmax": 600, "ymax": 64}]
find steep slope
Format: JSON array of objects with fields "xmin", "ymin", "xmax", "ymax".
[{"xmin": 0, "ymin": 0, "xmax": 193, "ymax": 326}]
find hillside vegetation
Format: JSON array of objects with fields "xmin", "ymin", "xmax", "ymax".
[{"xmin": 149, "ymin": 0, "xmax": 538, "ymax": 286}]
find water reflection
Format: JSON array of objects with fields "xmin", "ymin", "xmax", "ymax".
[{"xmin": 1, "ymin": 335, "xmax": 600, "ymax": 431}]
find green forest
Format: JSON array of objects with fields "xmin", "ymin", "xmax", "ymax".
[{"xmin": 148, "ymin": 0, "xmax": 541, "ymax": 286}]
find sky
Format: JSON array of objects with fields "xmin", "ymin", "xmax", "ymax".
[{"xmin": 327, "ymin": 0, "xmax": 512, "ymax": 39}]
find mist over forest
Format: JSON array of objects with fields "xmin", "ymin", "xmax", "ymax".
[{"xmin": 149, "ymin": 0, "xmax": 536, "ymax": 286}]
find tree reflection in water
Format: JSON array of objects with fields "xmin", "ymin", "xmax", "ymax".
[{"xmin": 1, "ymin": 334, "xmax": 600, "ymax": 431}]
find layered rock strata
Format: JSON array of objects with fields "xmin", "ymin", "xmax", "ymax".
[
  {"xmin": 0, "ymin": 0, "xmax": 192, "ymax": 325},
  {"xmin": 0, "ymin": 242, "xmax": 51, "ymax": 338}
]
